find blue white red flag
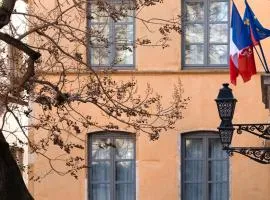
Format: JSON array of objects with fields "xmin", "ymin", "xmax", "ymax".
[
  {"xmin": 244, "ymin": 0, "xmax": 270, "ymax": 45},
  {"xmin": 230, "ymin": 2, "xmax": 256, "ymax": 85}
]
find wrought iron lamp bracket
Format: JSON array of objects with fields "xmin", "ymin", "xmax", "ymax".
[
  {"xmin": 233, "ymin": 123, "xmax": 270, "ymax": 140},
  {"xmin": 224, "ymin": 147, "xmax": 270, "ymax": 164},
  {"xmin": 216, "ymin": 84, "xmax": 270, "ymax": 164}
]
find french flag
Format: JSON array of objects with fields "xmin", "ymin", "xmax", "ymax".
[{"xmin": 230, "ymin": 3, "xmax": 256, "ymax": 85}]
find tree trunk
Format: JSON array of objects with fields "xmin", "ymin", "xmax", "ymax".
[{"xmin": 0, "ymin": 131, "xmax": 34, "ymax": 200}]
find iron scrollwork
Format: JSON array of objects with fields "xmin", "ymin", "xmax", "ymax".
[
  {"xmin": 233, "ymin": 123, "xmax": 270, "ymax": 140},
  {"xmin": 224, "ymin": 147, "xmax": 270, "ymax": 164}
]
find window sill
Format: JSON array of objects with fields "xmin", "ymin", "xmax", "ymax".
[
  {"xmin": 91, "ymin": 66, "xmax": 136, "ymax": 71},
  {"xmin": 181, "ymin": 66, "xmax": 229, "ymax": 74},
  {"xmin": 89, "ymin": 68, "xmax": 230, "ymax": 75},
  {"xmin": 40, "ymin": 67, "xmax": 230, "ymax": 75}
]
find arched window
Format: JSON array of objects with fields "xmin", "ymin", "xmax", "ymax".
[
  {"xmin": 181, "ymin": 131, "xmax": 229, "ymax": 200},
  {"xmin": 88, "ymin": 131, "xmax": 136, "ymax": 200}
]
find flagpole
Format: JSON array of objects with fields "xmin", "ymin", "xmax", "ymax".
[
  {"xmin": 258, "ymin": 42, "xmax": 270, "ymax": 73},
  {"xmin": 254, "ymin": 45, "xmax": 268, "ymax": 72}
]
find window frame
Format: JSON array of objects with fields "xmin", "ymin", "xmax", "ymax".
[
  {"xmin": 87, "ymin": 0, "xmax": 136, "ymax": 69},
  {"xmin": 88, "ymin": 131, "xmax": 136, "ymax": 200},
  {"xmin": 181, "ymin": 131, "xmax": 230, "ymax": 200},
  {"xmin": 181, "ymin": 0, "xmax": 230, "ymax": 68}
]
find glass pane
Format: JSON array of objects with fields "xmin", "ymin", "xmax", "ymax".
[
  {"xmin": 209, "ymin": 183, "xmax": 228, "ymax": 200},
  {"xmin": 209, "ymin": 45, "xmax": 228, "ymax": 64},
  {"xmin": 115, "ymin": 24, "xmax": 133, "ymax": 43},
  {"xmin": 90, "ymin": 5, "xmax": 109, "ymax": 23},
  {"xmin": 185, "ymin": 139, "xmax": 203, "ymax": 158},
  {"xmin": 185, "ymin": 44, "xmax": 204, "ymax": 64},
  {"xmin": 116, "ymin": 161, "xmax": 135, "ymax": 181},
  {"xmin": 91, "ymin": 161, "xmax": 110, "ymax": 181},
  {"xmin": 209, "ymin": 160, "xmax": 228, "ymax": 181},
  {"xmin": 185, "ymin": 183, "xmax": 203, "ymax": 200},
  {"xmin": 115, "ymin": 45, "xmax": 133, "ymax": 65},
  {"xmin": 209, "ymin": 138, "xmax": 228, "ymax": 159},
  {"xmin": 209, "ymin": 2, "xmax": 228, "ymax": 22},
  {"xmin": 185, "ymin": 2, "xmax": 204, "ymax": 22},
  {"xmin": 90, "ymin": 24, "xmax": 110, "ymax": 46},
  {"xmin": 209, "ymin": 24, "xmax": 228, "ymax": 43},
  {"xmin": 92, "ymin": 138, "xmax": 111, "ymax": 159},
  {"xmin": 115, "ymin": 6, "xmax": 133, "ymax": 22},
  {"xmin": 185, "ymin": 24, "xmax": 204, "ymax": 43},
  {"xmin": 115, "ymin": 138, "xmax": 134, "ymax": 159},
  {"xmin": 185, "ymin": 160, "xmax": 203, "ymax": 182},
  {"xmin": 92, "ymin": 184, "xmax": 110, "ymax": 200},
  {"xmin": 116, "ymin": 184, "xmax": 135, "ymax": 200},
  {"xmin": 91, "ymin": 47, "xmax": 110, "ymax": 65}
]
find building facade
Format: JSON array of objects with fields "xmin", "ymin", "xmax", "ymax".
[{"xmin": 29, "ymin": 0, "xmax": 270, "ymax": 200}]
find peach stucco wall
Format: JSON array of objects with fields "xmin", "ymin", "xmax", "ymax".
[
  {"xmin": 29, "ymin": 0, "xmax": 270, "ymax": 200},
  {"xmin": 30, "ymin": 74, "xmax": 270, "ymax": 200}
]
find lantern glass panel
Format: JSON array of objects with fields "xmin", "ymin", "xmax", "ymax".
[
  {"xmin": 218, "ymin": 127, "xmax": 234, "ymax": 146},
  {"xmin": 216, "ymin": 99, "xmax": 236, "ymax": 121}
]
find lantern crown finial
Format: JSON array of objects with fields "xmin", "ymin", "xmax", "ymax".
[
  {"xmin": 216, "ymin": 83, "xmax": 235, "ymax": 100},
  {"xmin": 223, "ymin": 83, "xmax": 229, "ymax": 87}
]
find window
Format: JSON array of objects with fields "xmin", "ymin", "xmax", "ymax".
[
  {"xmin": 182, "ymin": 0, "xmax": 229, "ymax": 67},
  {"xmin": 88, "ymin": 132, "xmax": 136, "ymax": 200},
  {"xmin": 181, "ymin": 132, "xmax": 229, "ymax": 200},
  {"xmin": 10, "ymin": 146, "xmax": 24, "ymax": 172},
  {"xmin": 9, "ymin": 45, "xmax": 24, "ymax": 86},
  {"xmin": 88, "ymin": 0, "xmax": 134, "ymax": 67}
]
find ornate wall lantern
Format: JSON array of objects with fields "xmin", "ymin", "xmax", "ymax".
[
  {"xmin": 0, "ymin": 0, "xmax": 17, "ymax": 29},
  {"xmin": 215, "ymin": 83, "xmax": 237, "ymax": 122},
  {"xmin": 216, "ymin": 83, "xmax": 270, "ymax": 164},
  {"xmin": 215, "ymin": 83, "xmax": 236, "ymax": 147}
]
